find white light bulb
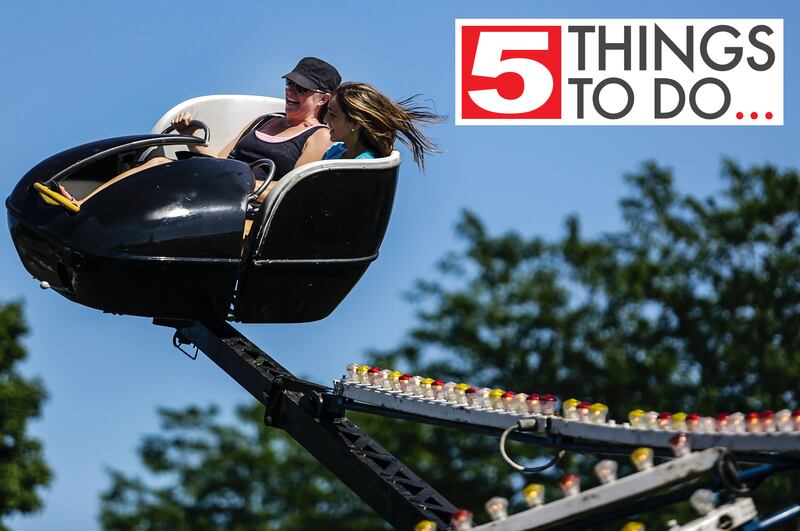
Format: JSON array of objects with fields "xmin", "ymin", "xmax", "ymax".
[
  {"xmin": 689, "ymin": 489, "xmax": 716, "ymax": 516},
  {"xmin": 594, "ymin": 460, "xmax": 618, "ymax": 484},
  {"xmin": 485, "ymin": 496, "xmax": 509, "ymax": 521}
]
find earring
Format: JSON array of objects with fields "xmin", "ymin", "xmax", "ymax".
[{"xmin": 351, "ymin": 127, "xmax": 356, "ymax": 133}]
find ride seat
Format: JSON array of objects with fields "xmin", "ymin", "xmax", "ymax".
[
  {"xmin": 58, "ymin": 95, "xmax": 286, "ymax": 201},
  {"xmin": 151, "ymin": 95, "xmax": 285, "ymax": 157},
  {"xmin": 233, "ymin": 152, "xmax": 401, "ymax": 323}
]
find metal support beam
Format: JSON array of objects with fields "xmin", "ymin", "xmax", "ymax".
[
  {"xmin": 156, "ymin": 319, "xmax": 458, "ymax": 531},
  {"xmin": 744, "ymin": 504, "xmax": 800, "ymax": 530},
  {"xmin": 470, "ymin": 448, "xmax": 724, "ymax": 531},
  {"xmin": 671, "ymin": 498, "xmax": 757, "ymax": 530},
  {"xmin": 339, "ymin": 382, "xmax": 800, "ymax": 454}
]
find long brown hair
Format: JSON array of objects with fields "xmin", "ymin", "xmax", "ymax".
[{"xmin": 333, "ymin": 82, "xmax": 445, "ymax": 170}]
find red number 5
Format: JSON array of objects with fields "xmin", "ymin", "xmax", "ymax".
[{"xmin": 460, "ymin": 26, "xmax": 562, "ymax": 120}]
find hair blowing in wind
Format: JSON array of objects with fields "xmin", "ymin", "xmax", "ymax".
[{"xmin": 334, "ymin": 82, "xmax": 446, "ymax": 170}]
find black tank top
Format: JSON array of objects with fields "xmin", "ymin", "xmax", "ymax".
[{"xmin": 229, "ymin": 116, "xmax": 326, "ymax": 181}]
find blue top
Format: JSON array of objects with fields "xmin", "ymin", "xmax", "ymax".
[{"xmin": 323, "ymin": 142, "xmax": 376, "ymax": 160}]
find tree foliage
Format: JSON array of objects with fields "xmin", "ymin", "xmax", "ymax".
[
  {"xmin": 100, "ymin": 161, "xmax": 800, "ymax": 529},
  {"xmin": 0, "ymin": 301, "xmax": 52, "ymax": 529},
  {"xmin": 100, "ymin": 403, "xmax": 377, "ymax": 531}
]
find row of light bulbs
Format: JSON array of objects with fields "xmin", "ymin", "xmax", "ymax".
[
  {"xmin": 627, "ymin": 408, "xmax": 800, "ymax": 434},
  {"xmin": 415, "ymin": 437, "xmax": 707, "ymax": 530},
  {"xmin": 342, "ymin": 366, "xmax": 768, "ymax": 529},
  {"xmin": 345, "ymin": 364, "xmax": 800, "ymax": 434},
  {"xmin": 346, "ymin": 364, "xmax": 572, "ymax": 416}
]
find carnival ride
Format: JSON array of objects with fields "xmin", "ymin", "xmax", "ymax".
[
  {"xmin": 6, "ymin": 96, "xmax": 800, "ymax": 530},
  {"xmin": 7, "ymin": 95, "xmax": 399, "ymax": 323}
]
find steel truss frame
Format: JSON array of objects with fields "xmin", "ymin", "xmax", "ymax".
[
  {"xmin": 157, "ymin": 319, "xmax": 800, "ymax": 531},
  {"xmin": 156, "ymin": 319, "xmax": 458, "ymax": 531}
]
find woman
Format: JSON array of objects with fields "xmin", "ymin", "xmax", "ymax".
[
  {"xmin": 64, "ymin": 57, "xmax": 340, "ymax": 204},
  {"xmin": 322, "ymin": 82, "xmax": 444, "ymax": 169}
]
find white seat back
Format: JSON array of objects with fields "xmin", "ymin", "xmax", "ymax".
[{"xmin": 151, "ymin": 95, "xmax": 285, "ymax": 156}]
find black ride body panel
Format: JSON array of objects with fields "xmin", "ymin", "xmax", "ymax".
[{"xmin": 6, "ymin": 136, "xmax": 399, "ymax": 323}]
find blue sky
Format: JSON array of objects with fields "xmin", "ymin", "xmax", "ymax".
[{"xmin": 2, "ymin": 1, "xmax": 796, "ymax": 529}]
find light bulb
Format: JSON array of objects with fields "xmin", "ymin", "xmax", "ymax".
[
  {"xmin": 408, "ymin": 375, "xmax": 424, "ymax": 396},
  {"xmin": 398, "ymin": 373, "xmax": 412, "ymax": 393},
  {"xmin": 642, "ymin": 411, "xmax": 658, "ymax": 429},
  {"xmin": 590, "ymin": 403, "xmax": 609, "ymax": 424},
  {"xmin": 630, "ymin": 447, "xmax": 654, "ymax": 471},
  {"xmin": 715, "ymin": 412, "xmax": 730, "ymax": 433},
  {"xmin": 729, "ymin": 412, "xmax": 745, "ymax": 434},
  {"xmin": 699, "ymin": 416, "xmax": 716, "ymax": 433},
  {"xmin": 379, "ymin": 369, "xmax": 392, "ymax": 389},
  {"xmin": 345, "ymin": 363, "xmax": 359, "ymax": 382},
  {"xmin": 485, "ymin": 496, "xmax": 509, "ymax": 521},
  {"xmin": 414, "ymin": 520, "xmax": 437, "ymax": 531},
  {"xmin": 668, "ymin": 432, "xmax": 690, "ymax": 458},
  {"xmin": 746, "ymin": 412, "xmax": 760, "ymax": 433},
  {"xmin": 420, "ymin": 377, "xmax": 434, "ymax": 398},
  {"xmin": 477, "ymin": 387, "xmax": 492, "ymax": 408},
  {"xmin": 512, "ymin": 393, "xmax": 528, "ymax": 414},
  {"xmin": 501, "ymin": 391, "xmax": 516, "ymax": 412},
  {"xmin": 522, "ymin": 483, "xmax": 545, "ymax": 507},
  {"xmin": 489, "ymin": 389, "xmax": 505, "ymax": 410},
  {"xmin": 594, "ymin": 459, "xmax": 618, "ymax": 484},
  {"xmin": 760, "ymin": 410, "xmax": 776, "ymax": 433},
  {"xmin": 450, "ymin": 509, "xmax": 473, "ymax": 530},
  {"xmin": 431, "ymin": 379, "xmax": 445, "ymax": 400},
  {"xmin": 453, "ymin": 383, "xmax": 470, "ymax": 405},
  {"xmin": 559, "ymin": 474, "xmax": 581, "ymax": 497},
  {"xmin": 562, "ymin": 398, "xmax": 580, "ymax": 420},
  {"xmin": 465, "ymin": 386, "xmax": 481, "ymax": 407},
  {"xmin": 628, "ymin": 409, "xmax": 645, "ymax": 428},
  {"xmin": 356, "ymin": 365, "xmax": 370, "ymax": 384},
  {"xmin": 442, "ymin": 381, "xmax": 457, "ymax": 402},
  {"xmin": 389, "ymin": 370, "xmax": 403, "ymax": 391},
  {"xmin": 776, "ymin": 409, "xmax": 793, "ymax": 432},
  {"xmin": 367, "ymin": 367, "xmax": 382, "ymax": 386},
  {"xmin": 541, "ymin": 394, "xmax": 558, "ymax": 415},
  {"xmin": 689, "ymin": 489, "xmax": 716, "ymax": 516},
  {"xmin": 577, "ymin": 402, "xmax": 591, "ymax": 423},
  {"xmin": 526, "ymin": 393, "xmax": 542, "ymax": 414},
  {"xmin": 671, "ymin": 412, "xmax": 687, "ymax": 431}
]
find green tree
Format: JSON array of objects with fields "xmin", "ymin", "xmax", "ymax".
[
  {"xmin": 101, "ymin": 161, "xmax": 800, "ymax": 529},
  {"xmin": 0, "ymin": 301, "xmax": 52, "ymax": 529},
  {"xmin": 100, "ymin": 403, "xmax": 379, "ymax": 531}
]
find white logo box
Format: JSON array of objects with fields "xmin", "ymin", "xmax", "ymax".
[{"xmin": 456, "ymin": 19, "xmax": 783, "ymax": 126}]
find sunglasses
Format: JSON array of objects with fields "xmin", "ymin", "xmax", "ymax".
[{"xmin": 285, "ymin": 79, "xmax": 324, "ymax": 95}]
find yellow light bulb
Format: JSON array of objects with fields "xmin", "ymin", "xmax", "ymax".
[
  {"xmin": 630, "ymin": 447, "xmax": 654, "ymax": 471},
  {"xmin": 589, "ymin": 403, "xmax": 609, "ymax": 424},
  {"xmin": 522, "ymin": 483, "xmax": 545, "ymax": 507},
  {"xmin": 562, "ymin": 398, "xmax": 580, "ymax": 419},
  {"xmin": 628, "ymin": 409, "xmax": 645, "ymax": 428}
]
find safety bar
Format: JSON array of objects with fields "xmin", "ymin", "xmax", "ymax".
[
  {"xmin": 45, "ymin": 135, "xmax": 206, "ymax": 185},
  {"xmin": 247, "ymin": 158, "xmax": 277, "ymax": 201}
]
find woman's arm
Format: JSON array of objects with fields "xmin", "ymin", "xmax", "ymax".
[
  {"xmin": 293, "ymin": 127, "xmax": 332, "ymax": 168},
  {"xmin": 171, "ymin": 112, "xmax": 257, "ymax": 158}
]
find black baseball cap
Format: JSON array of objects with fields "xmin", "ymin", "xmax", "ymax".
[{"xmin": 282, "ymin": 57, "xmax": 341, "ymax": 93}]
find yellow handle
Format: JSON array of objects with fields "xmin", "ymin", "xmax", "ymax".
[{"xmin": 33, "ymin": 182, "xmax": 80, "ymax": 213}]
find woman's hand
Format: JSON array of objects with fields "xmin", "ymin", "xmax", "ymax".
[{"xmin": 171, "ymin": 112, "xmax": 199, "ymax": 134}]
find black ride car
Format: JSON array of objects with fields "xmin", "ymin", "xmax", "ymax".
[{"xmin": 6, "ymin": 97, "xmax": 400, "ymax": 323}]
